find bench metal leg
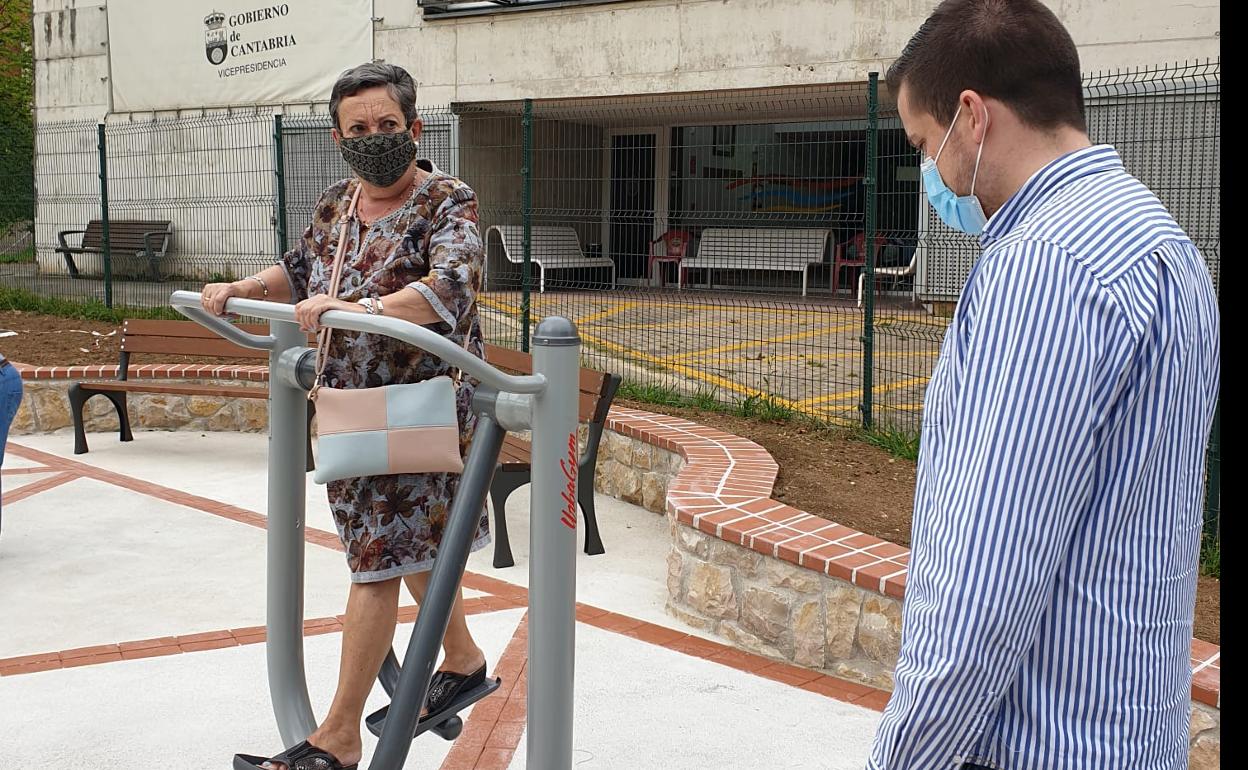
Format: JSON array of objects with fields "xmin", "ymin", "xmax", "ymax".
[
  {"xmin": 68, "ymin": 384, "xmax": 133, "ymax": 455},
  {"xmin": 62, "ymin": 253, "xmax": 81, "ymax": 278},
  {"xmin": 577, "ymin": 455, "xmax": 605, "ymax": 557},
  {"xmin": 489, "ymin": 468, "xmax": 529, "ymax": 568},
  {"xmin": 485, "ymin": 465, "xmax": 608, "ymax": 565},
  {"xmin": 67, "ymin": 384, "xmax": 90, "ymax": 454},
  {"xmin": 145, "ymin": 249, "xmax": 163, "ymax": 282},
  {"xmin": 67, "ymin": 381, "xmax": 89, "ymax": 454}
]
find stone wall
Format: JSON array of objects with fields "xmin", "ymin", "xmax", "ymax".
[
  {"xmin": 11, "ymin": 380, "xmax": 269, "ymax": 436},
  {"xmin": 591, "ymin": 429, "xmax": 682, "ymax": 515},
  {"xmin": 665, "ymin": 523, "xmax": 899, "ymax": 690},
  {"xmin": 1190, "ymin": 702, "xmax": 1221, "ymax": 770}
]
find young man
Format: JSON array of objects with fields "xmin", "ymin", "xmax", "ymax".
[{"xmin": 870, "ymin": 2, "xmax": 1220, "ymax": 768}]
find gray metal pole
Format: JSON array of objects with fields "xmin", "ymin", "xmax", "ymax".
[
  {"xmin": 527, "ymin": 317, "xmax": 581, "ymax": 769},
  {"xmin": 370, "ymin": 412, "xmax": 507, "ymax": 770},
  {"xmin": 267, "ymin": 319, "xmax": 318, "ymax": 746}
]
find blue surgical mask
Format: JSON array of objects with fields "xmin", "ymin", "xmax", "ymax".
[{"xmin": 921, "ymin": 103, "xmax": 989, "ymax": 235}]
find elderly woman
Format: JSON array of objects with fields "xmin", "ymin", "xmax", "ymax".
[{"xmin": 203, "ymin": 63, "xmax": 489, "ymax": 770}]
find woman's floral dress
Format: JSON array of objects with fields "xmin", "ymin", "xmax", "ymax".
[{"xmin": 280, "ymin": 159, "xmax": 489, "ymax": 582}]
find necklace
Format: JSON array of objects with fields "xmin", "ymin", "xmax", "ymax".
[{"xmin": 358, "ymin": 170, "xmax": 417, "ymax": 226}]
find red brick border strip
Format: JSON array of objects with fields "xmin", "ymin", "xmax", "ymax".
[
  {"xmin": 0, "ymin": 597, "xmax": 522, "ymax": 677},
  {"xmin": 2, "ymin": 470, "xmax": 77, "ymax": 505},
  {"xmin": 13, "ymin": 362, "xmax": 269, "ymax": 383},
  {"xmin": 438, "ymin": 614, "xmax": 530, "ymax": 770},
  {"xmin": 1, "ymin": 581, "xmax": 893, "ymax": 770},
  {"xmin": 1, "ymin": 466, "xmax": 58, "ymax": 476},
  {"xmin": 3, "ymin": 442, "xmax": 346, "ymax": 552}
]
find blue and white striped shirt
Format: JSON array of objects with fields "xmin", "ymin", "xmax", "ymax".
[{"xmin": 869, "ymin": 146, "xmax": 1220, "ymax": 770}]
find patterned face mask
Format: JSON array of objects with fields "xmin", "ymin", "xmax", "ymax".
[{"xmin": 338, "ymin": 130, "xmax": 417, "ymax": 188}]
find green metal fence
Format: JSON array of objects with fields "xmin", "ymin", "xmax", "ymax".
[{"xmin": 1, "ymin": 61, "xmax": 1219, "ymax": 542}]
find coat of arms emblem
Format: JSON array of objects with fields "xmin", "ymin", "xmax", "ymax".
[{"xmin": 204, "ymin": 10, "xmax": 227, "ymax": 65}]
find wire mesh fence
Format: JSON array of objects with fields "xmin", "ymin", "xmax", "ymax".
[
  {"xmin": 9, "ymin": 114, "xmax": 277, "ymax": 308},
  {"xmin": 1, "ymin": 61, "xmax": 1219, "ymax": 541},
  {"xmin": 13, "ymin": 121, "xmax": 97, "ymax": 299},
  {"xmin": 107, "ymin": 114, "xmax": 276, "ymax": 294},
  {"xmin": 0, "ymin": 116, "xmax": 34, "ymax": 269},
  {"xmin": 456, "ymin": 85, "xmax": 916, "ymax": 427},
  {"xmin": 1091, "ymin": 62, "xmax": 1221, "ymax": 547}
]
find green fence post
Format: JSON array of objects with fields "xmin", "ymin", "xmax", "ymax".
[
  {"xmin": 521, "ymin": 98, "xmax": 533, "ymax": 352},
  {"xmin": 859, "ymin": 73, "xmax": 879, "ymax": 429},
  {"xmin": 97, "ymin": 123, "xmax": 112, "ymax": 308}
]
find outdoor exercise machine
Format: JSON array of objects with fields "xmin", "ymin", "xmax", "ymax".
[{"xmin": 170, "ymin": 290, "xmax": 581, "ymax": 770}]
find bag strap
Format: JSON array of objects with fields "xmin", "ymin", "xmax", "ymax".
[{"xmin": 311, "ymin": 182, "xmax": 362, "ymax": 398}]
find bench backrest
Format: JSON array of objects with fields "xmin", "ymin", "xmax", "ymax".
[
  {"xmin": 82, "ymin": 220, "xmax": 173, "ymax": 253},
  {"xmin": 491, "ymin": 225, "xmax": 591, "ymax": 268},
  {"xmin": 484, "ymin": 343, "xmax": 620, "ymax": 425},
  {"xmin": 120, "ymin": 319, "xmax": 273, "ymax": 361},
  {"xmin": 693, "ymin": 227, "xmax": 829, "ymax": 269}
]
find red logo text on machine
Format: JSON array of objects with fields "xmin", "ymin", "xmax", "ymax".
[{"xmin": 559, "ymin": 432, "xmax": 578, "ymax": 530}]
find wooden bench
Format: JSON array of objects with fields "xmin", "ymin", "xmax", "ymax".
[
  {"xmin": 484, "ymin": 343, "xmax": 621, "ymax": 568},
  {"xmin": 56, "ymin": 219, "xmax": 173, "ymax": 280},
  {"xmin": 68, "ymin": 319, "xmax": 314, "ymax": 470},
  {"xmin": 679, "ymin": 227, "xmax": 830, "ymax": 296},
  {"xmin": 485, "ymin": 225, "xmax": 616, "ymax": 292}
]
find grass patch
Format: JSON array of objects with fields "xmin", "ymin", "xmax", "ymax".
[
  {"xmin": 0, "ymin": 286, "xmax": 181, "ymax": 323},
  {"xmin": 617, "ymin": 379, "xmax": 686, "ymax": 408},
  {"xmin": 855, "ymin": 425, "xmax": 921, "ymax": 462},
  {"xmin": 737, "ymin": 393, "xmax": 796, "ymax": 423},
  {"xmin": 689, "ymin": 387, "xmax": 721, "ymax": 411},
  {"xmin": 0, "ymin": 246, "xmax": 34, "ymax": 264},
  {"xmin": 1201, "ymin": 537, "xmax": 1220, "ymax": 579},
  {"xmin": 619, "ymin": 378, "xmax": 805, "ymax": 426}
]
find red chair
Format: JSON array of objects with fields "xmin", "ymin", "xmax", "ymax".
[
  {"xmin": 832, "ymin": 232, "xmax": 886, "ymax": 296},
  {"xmin": 648, "ymin": 229, "xmax": 692, "ymax": 287}
]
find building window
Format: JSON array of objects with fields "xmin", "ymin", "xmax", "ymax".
[{"xmin": 668, "ymin": 120, "xmax": 920, "ymax": 255}]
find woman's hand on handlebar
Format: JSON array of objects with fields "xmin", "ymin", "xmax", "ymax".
[
  {"xmin": 201, "ymin": 281, "xmax": 250, "ymax": 317},
  {"xmin": 294, "ymin": 294, "xmax": 362, "ymax": 333}
]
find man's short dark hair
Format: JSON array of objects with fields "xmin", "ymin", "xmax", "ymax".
[
  {"xmin": 886, "ymin": 0, "xmax": 1086, "ymax": 132},
  {"xmin": 330, "ymin": 62, "xmax": 419, "ymax": 132}
]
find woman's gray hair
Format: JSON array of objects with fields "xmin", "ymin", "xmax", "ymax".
[{"xmin": 329, "ymin": 62, "xmax": 419, "ymax": 130}]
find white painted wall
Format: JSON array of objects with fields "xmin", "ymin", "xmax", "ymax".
[
  {"xmin": 371, "ymin": 0, "xmax": 1219, "ymax": 105},
  {"xmin": 33, "ymin": 1, "xmax": 110, "ymax": 123},
  {"xmin": 35, "ymin": 0, "xmax": 1221, "ymax": 120},
  {"xmin": 29, "ymin": 0, "xmax": 1219, "ymax": 282}
]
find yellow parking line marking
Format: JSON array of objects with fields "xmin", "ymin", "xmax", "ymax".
[{"xmin": 670, "ymin": 322, "xmax": 858, "ymax": 363}]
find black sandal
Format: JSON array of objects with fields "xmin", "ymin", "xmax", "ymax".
[
  {"xmin": 234, "ymin": 740, "xmax": 358, "ymax": 770},
  {"xmin": 424, "ymin": 663, "xmax": 487, "ymax": 717}
]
